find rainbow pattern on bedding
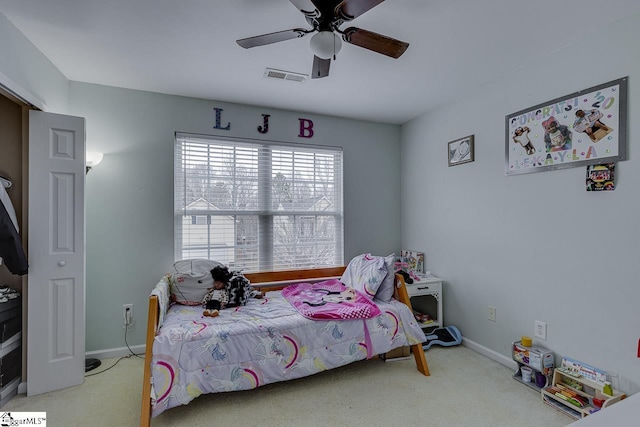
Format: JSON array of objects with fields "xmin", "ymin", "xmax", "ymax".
[{"xmin": 150, "ymin": 287, "xmax": 426, "ymax": 418}]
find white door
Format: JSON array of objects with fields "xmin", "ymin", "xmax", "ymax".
[{"xmin": 27, "ymin": 110, "xmax": 85, "ymax": 396}]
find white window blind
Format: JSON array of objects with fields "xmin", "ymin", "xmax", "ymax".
[{"xmin": 175, "ymin": 133, "xmax": 344, "ymax": 272}]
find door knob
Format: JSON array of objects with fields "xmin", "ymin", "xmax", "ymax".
[{"xmin": 58, "ymin": 261, "xmax": 66, "ymax": 267}]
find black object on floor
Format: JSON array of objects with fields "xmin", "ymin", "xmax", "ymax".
[
  {"xmin": 422, "ymin": 325, "xmax": 462, "ymax": 350},
  {"xmin": 85, "ymin": 358, "xmax": 101, "ymax": 372}
]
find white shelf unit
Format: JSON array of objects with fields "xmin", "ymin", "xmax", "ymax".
[
  {"xmin": 541, "ymin": 368, "xmax": 625, "ymax": 420},
  {"xmin": 511, "ymin": 341, "xmax": 554, "ymax": 392},
  {"xmin": 0, "ymin": 296, "xmax": 21, "ymax": 408}
]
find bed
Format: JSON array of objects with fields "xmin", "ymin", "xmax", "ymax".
[{"xmin": 140, "ymin": 264, "xmax": 430, "ymax": 427}]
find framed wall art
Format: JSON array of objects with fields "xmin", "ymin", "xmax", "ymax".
[
  {"xmin": 399, "ymin": 250, "xmax": 425, "ymax": 274},
  {"xmin": 448, "ymin": 135, "xmax": 474, "ymax": 167},
  {"xmin": 586, "ymin": 163, "xmax": 615, "ymax": 191},
  {"xmin": 505, "ymin": 77, "xmax": 627, "ymax": 176}
]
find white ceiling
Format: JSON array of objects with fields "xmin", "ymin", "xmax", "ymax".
[{"xmin": 2, "ymin": 1, "xmax": 640, "ymax": 125}]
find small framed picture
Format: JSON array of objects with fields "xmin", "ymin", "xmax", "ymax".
[
  {"xmin": 448, "ymin": 135, "xmax": 474, "ymax": 167},
  {"xmin": 400, "ymin": 250, "xmax": 425, "ymax": 274}
]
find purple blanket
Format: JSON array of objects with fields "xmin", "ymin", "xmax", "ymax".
[{"xmin": 282, "ymin": 279, "xmax": 381, "ymax": 320}]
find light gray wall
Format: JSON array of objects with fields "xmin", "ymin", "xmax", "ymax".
[
  {"xmin": 67, "ymin": 82, "xmax": 402, "ymax": 351},
  {"xmin": 401, "ymin": 12, "xmax": 640, "ymax": 395},
  {"xmin": 0, "ymin": 11, "xmax": 401, "ymax": 356},
  {"xmin": 0, "ymin": 12, "xmax": 69, "ymax": 112},
  {"xmin": 8, "ymin": 4, "xmax": 638, "ymax": 395}
]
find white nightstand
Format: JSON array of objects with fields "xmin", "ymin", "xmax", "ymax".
[{"xmin": 405, "ymin": 276, "xmax": 443, "ymax": 330}]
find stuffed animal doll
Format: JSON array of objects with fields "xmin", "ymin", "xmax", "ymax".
[
  {"xmin": 226, "ymin": 270, "xmax": 263, "ymax": 307},
  {"xmin": 201, "ymin": 287, "xmax": 227, "ymax": 317},
  {"xmin": 202, "ymin": 266, "xmax": 231, "ymax": 317},
  {"xmin": 210, "ymin": 265, "xmax": 263, "ymax": 309}
]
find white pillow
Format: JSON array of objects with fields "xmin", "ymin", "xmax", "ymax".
[
  {"xmin": 170, "ymin": 259, "xmax": 223, "ymax": 305},
  {"xmin": 340, "ymin": 254, "xmax": 388, "ymax": 300},
  {"xmin": 374, "ymin": 253, "xmax": 396, "ymax": 303}
]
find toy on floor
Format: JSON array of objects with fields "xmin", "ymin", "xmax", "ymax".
[{"xmin": 422, "ymin": 325, "xmax": 462, "ymax": 350}]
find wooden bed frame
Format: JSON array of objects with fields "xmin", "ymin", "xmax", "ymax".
[{"xmin": 140, "ymin": 267, "xmax": 429, "ymax": 426}]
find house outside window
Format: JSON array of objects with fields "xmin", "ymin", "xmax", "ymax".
[
  {"xmin": 191, "ymin": 214, "xmax": 209, "ymax": 225},
  {"xmin": 175, "ymin": 133, "xmax": 343, "ymax": 272}
]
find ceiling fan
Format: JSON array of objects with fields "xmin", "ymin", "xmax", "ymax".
[{"xmin": 236, "ymin": 0, "xmax": 409, "ymax": 79}]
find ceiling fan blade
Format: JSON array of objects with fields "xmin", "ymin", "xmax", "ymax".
[
  {"xmin": 237, "ymin": 28, "xmax": 310, "ymax": 49},
  {"xmin": 335, "ymin": 0, "xmax": 385, "ymax": 21},
  {"xmin": 311, "ymin": 56, "xmax": 331, "ymax": 79},
  {"xmin": 289, "ymin": 0, "xmax": 320, "ymax": 17},
  {"xmin": 342, "ymin": 27, "xmax": 408, "ymax": 58}
]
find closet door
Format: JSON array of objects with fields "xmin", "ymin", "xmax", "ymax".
[{"xmin": 27, "ymin": 110, "xmax": 85, "ymax": 396}]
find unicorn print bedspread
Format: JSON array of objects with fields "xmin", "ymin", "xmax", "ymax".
[
  {"xmin": 150, "ymin": 283, "xmax": 426, "ymax": 418},
  {"xmin": 282, "ymin": 279, "xmax": 381, "ymax": 320}
]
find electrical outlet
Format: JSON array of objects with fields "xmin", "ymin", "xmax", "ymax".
[
  {"xmin": 488, "ymin": 306, "xmax": 496, "ymax": 322},
  {"xmin": 535, "ymin": 320, "xmax": 547, "ymax": 340},
  {"xmin": 123, "ymin": 304, "xmax": 134, "ymax": 328}
]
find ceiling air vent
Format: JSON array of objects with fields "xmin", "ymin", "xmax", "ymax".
[{"xmin": 264, "ymin": 68, "xmax": 308, "ymax": 83}]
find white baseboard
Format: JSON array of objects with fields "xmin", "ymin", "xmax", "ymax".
[
  {"xmin": 85, "ymin": 344, "xmax": 145, "ymax": 360},
  {"xmin": 462, "ymin": 337, "xmax": 518, "ymax": 371}
]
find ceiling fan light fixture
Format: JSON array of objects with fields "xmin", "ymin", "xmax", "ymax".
[{"xmin": 310, "ymin": 31, "xmax": 342, "ymax": 59}]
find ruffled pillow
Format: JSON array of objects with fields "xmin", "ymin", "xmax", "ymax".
[
  {"xmin": 340, "ymin": 254, "xmax": 388, "ymax": 300},
  {"xmin": 169, "ymin": 259, "xmax": 223, "ymax": 305},
  {"xmin": 374, "ymin": 253, "xmax": 397, "ymax": 303}
]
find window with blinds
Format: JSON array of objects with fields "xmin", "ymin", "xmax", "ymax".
[{"xmin": 175, "ymin": 133, "xmax": 344, "ymax": 273}]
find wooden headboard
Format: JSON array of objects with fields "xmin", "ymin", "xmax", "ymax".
[{"xmin": 245, "ymin": 266, "xmax": 346, "ymax": 292}]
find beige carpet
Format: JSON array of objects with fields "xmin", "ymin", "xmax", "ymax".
[{"xmin": 4, "ymin": 346, "xmax": 573, "ymax": 426}]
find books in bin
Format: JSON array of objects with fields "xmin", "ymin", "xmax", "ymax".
[{"xmin": 413, "ymin": 310, "xmax": 433, "ymax": 325}]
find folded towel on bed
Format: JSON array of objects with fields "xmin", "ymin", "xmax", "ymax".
[{"xmin": 282, "ymin": 279, "xmax": 381, "ymax": 320}]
